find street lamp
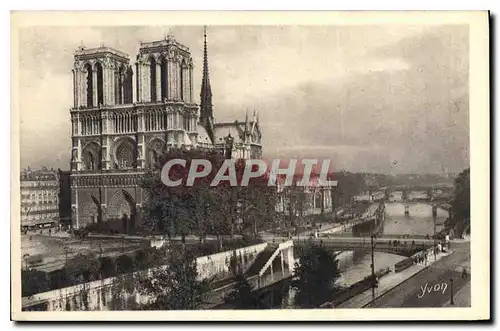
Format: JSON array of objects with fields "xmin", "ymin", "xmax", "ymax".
[
  {"xmin": 450, "ymin": 278, "xmax": 454, "ymax": 305},
  {"xmin": 370, "ymin": 235, "xmax": 376, "ymax": 301},
  {"xmin": 22, "ymin": 253, "xmax": 30, "ymax": 271},
  {"xmin": 63, "ymin": 245, "xmax": 70, "ymax": 266}
]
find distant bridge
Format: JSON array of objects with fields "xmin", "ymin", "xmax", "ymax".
[
  {"xmin": 398, "ymin": 201, "xmax": 451, "ymax": 217},
  {"xmin": 265, "ymin": 236, "xmax": 436, "ymax": 256},
  {"xmin": 383, "ymin": 184, "xmax": 454, "ymax": 191}
]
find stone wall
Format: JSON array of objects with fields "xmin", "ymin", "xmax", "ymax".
[
  {"xmin": 22, "ymin": 242, "xmax": 269, "ymax": 311},
  {"xmin": 196, "ymin": 242, "xmax": 268, "ymax": 280}
]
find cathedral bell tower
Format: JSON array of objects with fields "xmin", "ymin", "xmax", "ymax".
[
  {"xmin": 135, "ymin": 35, "xmax": 194, "ymax": 104},
  {"xmin": 72, "ymin": 45, "xmax": 133, "ymax": 110},
  {"xmin": 71, "ymin": 46, "xmax": 133, "ymax": 173},
  {"xmin": 70, "ymin": 45, "xmax": 135, "ymax": 229}
]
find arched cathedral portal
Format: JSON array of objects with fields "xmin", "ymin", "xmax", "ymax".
[
  {"xmin": 79, "ymin": 193, "xmax": 101, "ymax": 227},
  {"xmin": 107, "ymin": 189, "xmax": 136, "ymax": 221}
]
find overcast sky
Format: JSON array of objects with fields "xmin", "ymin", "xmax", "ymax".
[{"xmin": 18, "ymin": 25, "xmax": 469, "ymax": 174}]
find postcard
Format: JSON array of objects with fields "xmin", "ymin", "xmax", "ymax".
[{"xmin": 10, "ymin": 10, "xmax": 489, "ymax": 321}]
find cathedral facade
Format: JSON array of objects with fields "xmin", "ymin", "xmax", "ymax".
[{"xmin": 69, "ymin": 31, "xmax": 262, "ymax": 229}]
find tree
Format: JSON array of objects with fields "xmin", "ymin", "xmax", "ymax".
[
  {"xmin": 224, "ymin": 274, "xmax": 263, "ymax": 309},
  {"xmin": 99, "ymin": 256, "xmax": 117, "ymax": 278},
  {"xmin": 141, "ymin": 148, "xmax": 277, "ymax": 241},
  {"xmin": 65, "ymin": 252, "xmax": 100, "ymax": 284},
  {"xmin": 282, "ymin": 185, "xmax": 308, "ymax": 228},
  {"xmin": 133, "ymin": 247, "xmax": 159, "ymax": 271},
  {"xmin": 191, "ymin": 186, "xmax": 213, "ymax": 243},
  {"xmin": 48, "ymin": 268, "xmax": 71, "ymax": 290},
  {"xmin": 291, "ymin": 244, "xmax": 340, "ymax": 308},
  {"xmin": 227, "ymin": 250, "xmax": 242, "ymax": 277},
  {"xmin": 22, "ymin": 269, "xmax": 50, "ymax": 297},
  {"xmin": 137, "ymin": 244, "xmax": 210, "ymax": 310},
  {"xmin": 116, "ymin": 254, "xmax": 134, "ymax": 274},
  {"xmin": 141, "ymin": 149, "xmax": 228, "ymax": 241},
  {"xmin": 450, "ymin": 168, "xmax": 470, "ymax": 234}
]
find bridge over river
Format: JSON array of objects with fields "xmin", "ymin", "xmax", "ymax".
[
  {"xmin": 256, "ymin": 201, "xmax": 452, "ymax": 308},
  {"xmin": 330, "ymin": 202, "xmax": 450, "ymax": 239},
  {"xmin": 293, "ymin": 236, "xmax": 435, "ymax": 256}
]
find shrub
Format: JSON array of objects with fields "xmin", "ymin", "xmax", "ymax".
[
  {"xmin": 22, "ymin": 269, "xmax": 50, "ymax": 297},
  {"xmin": 116, "ymin": 254, "xmax": 134, "ymax": 274},
  {"xmin": 48, "ymin": 268, "xmax": 71, "ymax": 290},
  {"xmin": 133, "ymin": 249, "xmax": 150, "ymax": 271},
  {"xmin": 133, "ymin": 247, "xmax": 163, "ymax": 270},
  {"xmin": 65, "ymin": 253, "xmax": 100, "ymax": 283},
  {"xmin": 99, "ymin": 256, "xmax": 117, "ymax": 278}
]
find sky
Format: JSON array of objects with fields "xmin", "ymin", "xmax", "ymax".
[{"xmin": 17, "ymin": 25, "xmax": 469, "ymax": 174}]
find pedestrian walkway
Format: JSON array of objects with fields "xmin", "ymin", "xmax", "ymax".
[
  {"xmin": 336, "ymin": 250, "xmax": 452, "ymax": 308},
  {"xmin": 442, "ymin": 281, "xmax": 471, "ymax": 307}
]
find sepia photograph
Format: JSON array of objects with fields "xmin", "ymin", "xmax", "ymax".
[{"xmin": 10, "ymin": 11, "xmax": 489, "ymax": 321}]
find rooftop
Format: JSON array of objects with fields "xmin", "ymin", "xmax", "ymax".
[
  {"xmin": 20, "ymin": 167, "xmax": 58, "ymax": 181},
  {"xmin": 74, "ymin": 46, "xmax": 129, "ymax": 61},
  {"xmin": 139, "ymin": 35, "xmax": 190, "ymax": 52}
]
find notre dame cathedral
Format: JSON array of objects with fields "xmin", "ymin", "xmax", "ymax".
[{"xmin": 69, "ymin": 29, "xmax": 262, "ymax": 229}]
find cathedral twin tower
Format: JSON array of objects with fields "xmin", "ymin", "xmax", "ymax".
[
  {"xmin": 69, "ymin": 30, "xmax": 262, "ymax": 229},
  {"xmin": 70, "ymin": 34, "xmax": 204, "ymax": 174},
  {"xmin": 73, "ymin": 35, "xmax": 193, "ymax": 109}
]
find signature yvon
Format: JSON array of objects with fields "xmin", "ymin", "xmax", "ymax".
[{"xmin": 417, "ymin": 282, "xmax": 448, "ymax": 299}]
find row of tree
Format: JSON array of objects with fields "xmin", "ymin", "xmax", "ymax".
[
  {"xmin": 141, "ymin": 149, "xmax": 277, "ymax": 243},
  {"xmin": 141, "ymin": 149, "xmax": 370, "ymax": 240}
]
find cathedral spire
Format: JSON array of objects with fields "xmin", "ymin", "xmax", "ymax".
[{"xmin": 200, "ymin": 26, "xmax": 213, "ymax": 125}]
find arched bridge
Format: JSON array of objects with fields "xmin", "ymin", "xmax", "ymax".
[{"xmin": 291, "ymin": 237, "xmax": 436, "ymax": 256}]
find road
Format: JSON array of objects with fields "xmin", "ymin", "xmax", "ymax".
[{"xmin": 364, "ymin": 241, "xmax": 470, "ymax": 308}]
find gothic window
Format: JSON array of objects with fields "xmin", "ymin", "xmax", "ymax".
[
  {"xmin": 81, "ymin": 142, "xmax": 100, "ymax": 171},
  {"xmin": 125, "ymin": 112, "xmax": 135, "ymax": 132},
  {"xmin": 114, "ymin": 71, "xmax": 120, "ymax": 105},
  {"xmin": 160, "ymin": 56, "xmax": 168, "ymax": 100},
  {"xmin": 118, "ymin": 65, "xmax": 125, "ymax": 105},
  {"xmin": 115, "ymin": 140, "xmax": 135, "ymax": 169},
  {"xmin": 81, "ymin": 116, "xmax": 86, "ymax": 135},
  {"xmin": 124, "ymin": 67, "xmax": 134, "ymax": 104},
  {"xmin": 180, "ymin": 60, "xmax": 185, "ymax": 101},
  {"xmin": 95, "ymin": 62, "xmax": 104, "ymax": 106},
  {"xmin": 85, "ymin": 64, "xmax": 93, "ymax": 107},
  {"xmin": 150, "ymin": 57, "xmax": 157, "ymax": 102},
  {"xmin": 82, "ymin": 150, "xmax": 98, "ymax": 171}
]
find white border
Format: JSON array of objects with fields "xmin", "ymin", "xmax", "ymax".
[{"xmin": 7, "ymin": 8, "xmax": 490, "ymax": 323}]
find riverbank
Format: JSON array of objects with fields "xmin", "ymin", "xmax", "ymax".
[{"xmin": 336, "ymin": 249, "xmax": 452, "ymax": 308}]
